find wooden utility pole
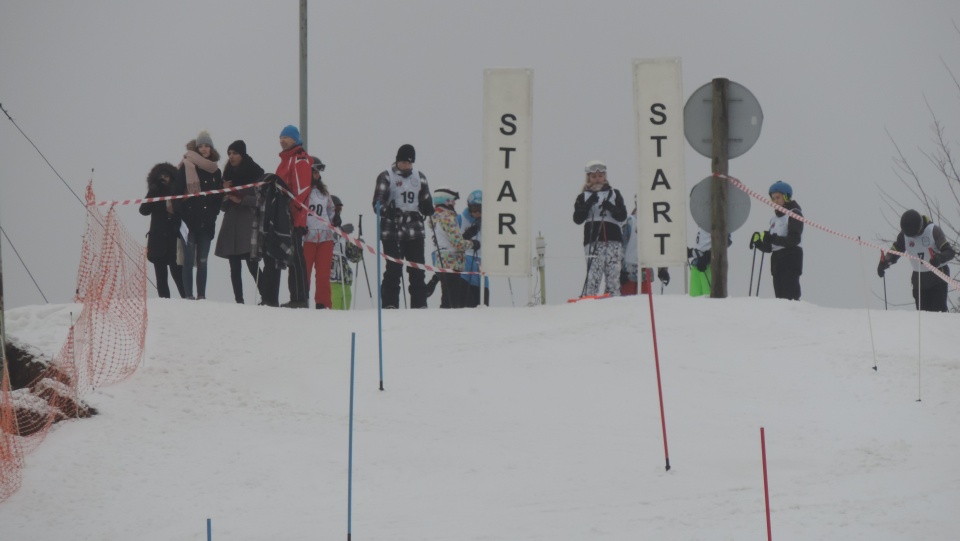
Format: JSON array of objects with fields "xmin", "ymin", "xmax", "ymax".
[
  {"xmin": 299, "ymin": 0, "xmax": 308, "ymax": 149},
  {"xmin": 710, "ymin": 78, "xmax": 729, "ymax": 298}
]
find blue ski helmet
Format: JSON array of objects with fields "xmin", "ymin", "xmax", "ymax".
[
  {"xmin": 467, "ymin": 190, "xmax": 482, "ymax": 206},
  {"xmin": 769, "ymin": 180, "xmax": 793, "ymax": 199}
]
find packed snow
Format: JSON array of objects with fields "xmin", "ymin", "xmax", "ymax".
[{"xmin": 1, "ymin": 294, "xmax": 958, "ymax": 540}]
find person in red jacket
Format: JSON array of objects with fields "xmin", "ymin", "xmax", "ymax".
[{"xmin": 276, "ymin": 124, "xmax": 313, "ymax": 308}]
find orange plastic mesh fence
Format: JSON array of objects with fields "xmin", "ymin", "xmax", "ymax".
[
  {"xmin": 0, "ymin": 182, "xmax": 147, "ymax": 503},
  {"xmin": 0, "ymin": 366, "xmax": 23, "ymax": 502}
]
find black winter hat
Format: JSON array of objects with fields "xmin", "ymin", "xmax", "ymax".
[
  {"xmin": 228, "ymin": 140, "xmax": 246, "ymax": 156},
  {"xmin": 900, "ymin": 209, "xmax": 923, "ymax": 236},
  {"xmin": 396, "ymin": 144, "xmax": 416, "ymax": 163}
]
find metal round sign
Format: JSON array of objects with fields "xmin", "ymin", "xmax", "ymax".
[
  {"xmin": 684, "ymin": 80, "xmax": 763, "ymax": 159},
  {"xmin": 689, "ymin": 175, "xmax": 751, "ymax": 232}
]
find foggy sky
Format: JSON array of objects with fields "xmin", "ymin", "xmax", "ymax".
[{"xmin": 2, "ymin": 0, "xmax": 957, "ymax": 310}]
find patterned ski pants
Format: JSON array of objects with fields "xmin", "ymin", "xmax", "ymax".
[{"xmin": 584, "ymin": 241, "xmax": 624, "ymax": 297}]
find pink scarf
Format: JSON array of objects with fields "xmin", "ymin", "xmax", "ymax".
[{"xmin": 179, "ymin": 151, "xmax": 219, "ymax": 194}]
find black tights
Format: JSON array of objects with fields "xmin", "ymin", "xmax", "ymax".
[{"xmin": 229, "ymin": 255, "xmax": 261, "ymax": 303}]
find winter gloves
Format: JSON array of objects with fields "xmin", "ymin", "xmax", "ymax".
[
  {"xmin": 657, "ymin": 268, "xmax": 670, "ymax": 286},
  {"xmin": 877, "ymin": 258, "xmax": 890, "ymax": 277},
  {"xmin": 750, "ymin": 231, "xmax": 772, "ymax": 253},
  {"xmin": 688, "ymin": 249, "xmax": 711, "ymax": 272},
  {"xmin": 463, "ymin": 221, "xmax": 480, "ymax": 240}
]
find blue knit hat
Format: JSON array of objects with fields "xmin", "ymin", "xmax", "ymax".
[{"xmin": 279, "ymin": 125, "xmax": 301, "ymax": 145}]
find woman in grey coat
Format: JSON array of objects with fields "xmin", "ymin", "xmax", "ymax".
[{"xmin": 215, "ymin": 140, "xmax": 265, "ymax": 303}]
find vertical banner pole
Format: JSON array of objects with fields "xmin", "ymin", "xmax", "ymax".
[
  {"xmin": 647, "ymin": 290, "xmax": 670, "ymax": 471},
  {"xmin": 761, "ymin": 427, "xmax": 772, "ymax": 541},
  {"xmin": 347, "ymin": 332, "xmax": 356, "ymax": 541},
  {"xmin": 375, "ymin": 203, "xmax": 384, "ymax": 391}
]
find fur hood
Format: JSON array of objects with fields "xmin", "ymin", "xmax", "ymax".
[
  {"xmin": 186, "ymin": 139, "xmax": 221, "ymax": 163},
  {"xmin": 147, "ymin": 162, "xmax": 179, "ymax": 190}
]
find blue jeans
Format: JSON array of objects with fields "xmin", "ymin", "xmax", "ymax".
[{"xmin": 182, "ymin": 231, "xmax": 213, "ymax": 298}]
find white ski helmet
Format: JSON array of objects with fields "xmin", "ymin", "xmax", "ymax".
[{"xmin": 585, "ymin": 160, "xmax": 607, "ymax": 174}]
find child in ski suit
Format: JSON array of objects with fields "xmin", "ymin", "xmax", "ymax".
[
  {"xmin": 459, "ymin": 189, "xmax": 489, "ymax": 307},
  {"xmin": 573, "ymin": 160, "xmax": 627, "ymax": 297},
  {"xmin": 877, "ymin": 209, "xmax": 956, "ymax": 312},
  {"xmin": 329, "ymin": 195, "xmax": 363, "ymax": 310},
  {"xmin": 430, "ymin": 187, "xmax": 477, "ymax": 308},
  {"xmin": 304, "ymin": 157, "xmax": 340, "ymax": 309},
  {"xmin": 752, "ymin": 181, "xmax": 803, "ymax": 300}
]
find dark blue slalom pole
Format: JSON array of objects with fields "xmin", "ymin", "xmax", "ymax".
[
  {"xmin": 375, "ymin": 202, "xmax": 384, "ymax": 391},
  {"xmin": 207, "ymin": 518, "xmax": 212, "ymax": 541},
  {"xmin": 347, "ymin": 332, "xmax": 356, "ymax": 541}
]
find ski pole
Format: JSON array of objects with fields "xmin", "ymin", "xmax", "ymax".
[
  {"xmin": 748, "ymin": 246, "xmax": 758, "ymax": 296},
  {"xmin": 883, "ymin": 274, "xmax": 888, "ymax": 310},
  {"xmin": 580, "ymin": 198, "xmax": 607, "ymax": 297},
  {"xmin": 755, "ymin": 252, "xmax": 765, "ymax": 296},
  {"xmin": 356, "ymin": 214, "xmax": 373, "ymax": 298}
]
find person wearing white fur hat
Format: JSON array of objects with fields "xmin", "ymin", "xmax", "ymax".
[{"xmin": 573, "ymin": 160, "xmax": 627, "ymax": 297}]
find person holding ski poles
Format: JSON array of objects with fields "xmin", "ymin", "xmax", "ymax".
[
  {"xmin": 460, "ymin": 189, "xmax": 489, "ymax": 307},
  {"xmin": 573, "ymin": 160, "xmax": 628, "ymax": 297},
  {"xmin": 750, "ymin": 180, "xmax": 804, "ymax": 300},
  {"xmin": 620, "ymin": 198, "xmax": 669, "ymax": 295},
  {"xmin": 330, "ymin": 196, "xmax": 363, "ymax": 310},
  {"xmin": 429, "ymin": 187, "xmax": 477, "ymax": 308},
  {"xmin": 686, "ymin": 226, "xmax": 730, "ymax": 297},
  {"xmin": 372, "ymin": 144, "xmax": 435, "ymax": 309},
  {"xmin": 877, "ymin": 209, "xmax": 955, "ymax": 312}
]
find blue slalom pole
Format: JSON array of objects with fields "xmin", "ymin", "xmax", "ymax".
[
  {"xmin": 207, "ymin": 518, "xmax": 211, "ymax": 541},
  {"xmin": 375, "ymin": 202, "xmax": 384, "ymax": 391},
  {"xmin": 347, "ymin": 332, "xmax": 356, "ymax": 541}
]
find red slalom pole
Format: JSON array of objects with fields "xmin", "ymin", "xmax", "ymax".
[
  {"xmin": 646, "ymin": 290, "xmax": 671, "ymax": 471},
  {"xmin": 761, "ymin": 427, "xmax": 772, "ymax": 541}
]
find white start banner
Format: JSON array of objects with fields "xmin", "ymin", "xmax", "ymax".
[
  {"xmin": 482, "ymin": 68, "xmax": 533, "ymax": 277},
  {"xmin": 633, "ymin": 58, "xmax": 687, "ymax": 267}
]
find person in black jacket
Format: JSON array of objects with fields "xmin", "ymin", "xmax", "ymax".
[
  {"xmin": 174, "ymin": 130, "xmax": 223, "ymax": 299},
  {"xmin": 252, "ymin": 174, "xmax": 294, "ymax": 307},
  {"xmin": 877, "ymin": 209, "xmax": 956, "ymax": 312},
  {"xmin": 573, "ymin": 160, "xmax": 628, "ymax": 297},
  {"xmin": 751, "ymin": 180, "xmax": 803, "ymax": 300},
  {"xmin": 139, "ymin": 163, "xmax": 186, "ymax": 299},
  {"xmin": 215, "ymin": 140, "xmax": 265, "ymax": 304}
]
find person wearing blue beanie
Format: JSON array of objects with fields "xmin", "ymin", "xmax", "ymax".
[
  {"xmin": 276, "ymin": 124, "xmax": 313, "ymax": 308},
  {"xmin": 280, "ymin": 125, "xmax": 302, "ymax": 146},
  {"xmin": 750, "ymin": 181, "xmax": 804, "ymax": 300}
]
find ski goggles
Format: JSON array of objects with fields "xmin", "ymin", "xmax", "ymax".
[{"xmin": 585, "ymin": 163, "xmax": 607, "ymax": 174}]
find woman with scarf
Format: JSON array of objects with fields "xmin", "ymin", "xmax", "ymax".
[
  {"xmin": 572, "ymin": 160, "xmax": 628, "ymax": 297},
  {"xmin": 174, "ymin": 130, "xmax": 223, "ymax": 299},
  {"xmin": 215, "ymin": 140, "xmax": 265, "ymax": 304}
]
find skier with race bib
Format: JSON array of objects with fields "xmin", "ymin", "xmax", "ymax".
[
  {"xmin": 372, "ymin": 144, "xmax": 435, "ymax": 308},
  {"xmin": 877, "ymin": 209, "xmax": 956, "ymax": 312}
]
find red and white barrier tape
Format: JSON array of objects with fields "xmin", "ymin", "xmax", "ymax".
[
  {"xmin": 87, "ymin": 181, "xmax": 481, "ymax": 276},
  {"xmin": 277, "ymin": 185, "xmax": 482, "ymax": 275},
  {"xmin": 716, "ymin": 173, "xmax": 959, "ymax": 291},
  {"xmin": 91, "ymin": 182, "xmax": 266, "ymax": 207}
]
